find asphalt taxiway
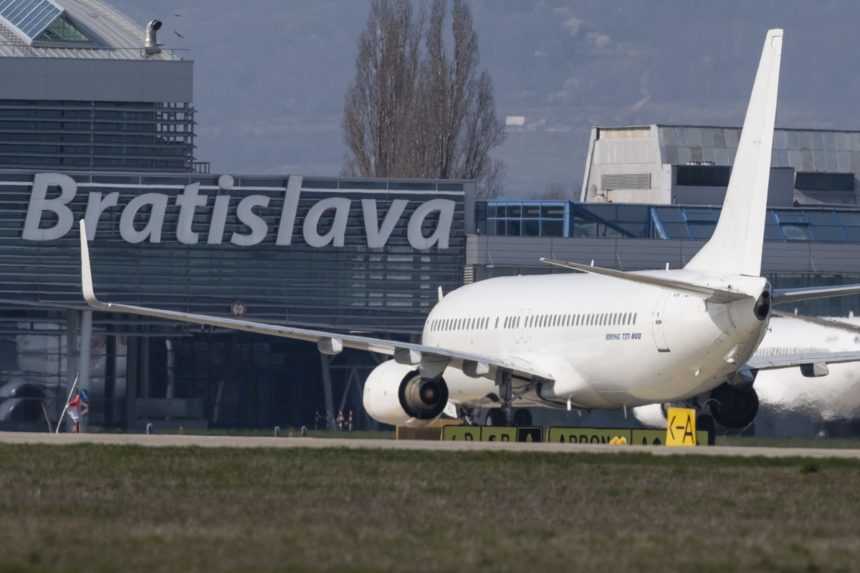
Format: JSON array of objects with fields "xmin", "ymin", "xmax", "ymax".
[{"xmin": 2, "ymin": 432, "xmax": 860, "ymax": 459}]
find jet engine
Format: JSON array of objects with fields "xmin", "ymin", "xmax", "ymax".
[
  {"xmin": 363, "ymin": 360, "xmax": 449, "ymax": 426},
  {"xmin": 708, "ymin": 383, "xmax": 759, "ymax": 429}
]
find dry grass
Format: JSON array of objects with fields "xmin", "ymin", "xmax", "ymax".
[{"xmin": 0, "ymin": 445, "xmax": 857, "ymax": 572}]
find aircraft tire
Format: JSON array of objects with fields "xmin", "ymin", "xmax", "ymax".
[
  {"xmin": 513, "ymin": 409, "xmax": 532, "ymax": 427},
  {"xmin": 485, "ymin": 409, "xmax": 507, "ymax": 426}
]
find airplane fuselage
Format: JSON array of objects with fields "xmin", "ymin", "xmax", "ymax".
[{"xmin": 422, "ymin": 271, "xmax": 769, "ymax": 410}]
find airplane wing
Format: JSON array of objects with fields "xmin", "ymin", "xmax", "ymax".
[
  {"xmin": 746, "ymin": 310, "xmax": 860, "ymax": 371},
  {"xmin": 747, "ymin": 350, "xmax": 860, "ymax": 371},
  {"xmin": 539, "ymin": 258, "xmax": 750, "ymax": 303},
  {"xmin": 78, "ymin": 221, "xmax": 553, "ymax": 383},
  {"xmin": 772, "ymin": 284, "xmax": 860, "ymax": 305},
  {"xmin": 771, "ymin": 310, "xmax": 860, "ymax": 334}
]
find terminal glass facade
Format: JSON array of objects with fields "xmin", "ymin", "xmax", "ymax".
[{"xmin": 476, "ymin": 200, "xmax": 860, "ymax": 243}]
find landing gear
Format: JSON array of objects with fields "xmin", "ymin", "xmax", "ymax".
[
  {"xmin": 486, "ymin": 409, "xmax": 507, "ymax": 426},
  {"xmin": 708, "ymin": 384, "xmax": 759, "ymax": 429},
  {"xmin": 696, "ymin": 413, "xmax": 717, "ymax": 445},
  {"xmin": 513, "ymin": 409, "xmax": 532, "ymax": 427},
  {"xmin": 485, "ymin": 408, "xmax": 532, "ymax": 427},
  {"xmin": 496, "ymin": 369, "xmax": 514, "ymax": 426}
]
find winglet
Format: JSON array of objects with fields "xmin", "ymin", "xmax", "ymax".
[{"xmin": 79, "ymin": 220, "xmax": 102, "ymax": 307}]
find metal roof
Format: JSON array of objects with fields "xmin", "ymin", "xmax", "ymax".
[
  {"xmin": 656, "ymin": 125, "xmax": 860, "ymax": 174},
  {"xmin": 0, "ymin": 0, "xmax": 180, "ymax": 60}
]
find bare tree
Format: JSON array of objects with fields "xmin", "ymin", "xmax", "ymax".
[{"xmin": 343, "ymin": 0, "xmax": 505, "ymax": 195}]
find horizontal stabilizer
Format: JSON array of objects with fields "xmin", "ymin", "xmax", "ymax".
[
  {"xmin": 539, "ymin": 258, "xmax": 751, "ymax": 303},
  {"xmin": 772, "ymin": 284, "xmax": 860, "ymax": 305}
]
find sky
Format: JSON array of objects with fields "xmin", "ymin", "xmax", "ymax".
[{"xmin": 113, "ymin": 1, "xmax": 860, "ymax": 197}]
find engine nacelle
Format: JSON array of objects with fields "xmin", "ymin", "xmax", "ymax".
[
  {"xmin": 363, "ymin": 360, "xmax": 449, "ymax": 426},
  {"xmin": 632, "ymin": 403, "xmax": 667, "ymax": 428}
]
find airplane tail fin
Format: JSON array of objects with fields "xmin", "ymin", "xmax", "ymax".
[{"xmin": 685, "ymin": 29, "xmax": 783, "ymax": 277}]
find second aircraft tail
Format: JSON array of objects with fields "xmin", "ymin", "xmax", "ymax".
[{"xmin": 684, "ymin": 29, "xmax": 783, "ymax": 278}]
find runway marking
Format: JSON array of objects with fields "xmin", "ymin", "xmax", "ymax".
[{"xmin": 2, "ymin": 432, "xmax": 860, "ymax": 459}]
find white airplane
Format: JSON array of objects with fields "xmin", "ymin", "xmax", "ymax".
[
  {"xmin": 634, "ymin": 312, "xmax": 860, "ymax": 429},
  {"xmin": 76, "ymin": 29, "xmax": 860, "ymax": 429}
]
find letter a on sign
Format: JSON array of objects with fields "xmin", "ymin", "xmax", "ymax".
[{"xmin": 665, "ymin": 407, "xmax": 697, "ymax": 447}]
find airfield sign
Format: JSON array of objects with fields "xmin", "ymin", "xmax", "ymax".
[{"xmin": 665, "ymin": 407, "xmax": 698, "ymax": 447}]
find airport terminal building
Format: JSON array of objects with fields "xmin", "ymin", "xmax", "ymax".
[
  {"xmin": 3, "ymin": 0, "xmax": 860, "ymax": 433},
  {"xmin": 0, "ymin": 0, "xmax": 470, "ymax": 430}
]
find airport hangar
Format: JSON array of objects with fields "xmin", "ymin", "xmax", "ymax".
[{"xmin": 2, "ymin": 1, "xmax": 860, "ymax": 432}]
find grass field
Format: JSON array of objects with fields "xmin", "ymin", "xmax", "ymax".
[{"xmin": 1, "ymin": 445, "xmax": 858, "ymax": 572}]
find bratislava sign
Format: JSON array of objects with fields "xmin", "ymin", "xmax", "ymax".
[{"xmin": 21, "ymin": 174, "xmax": 456, "ymax": 249}]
